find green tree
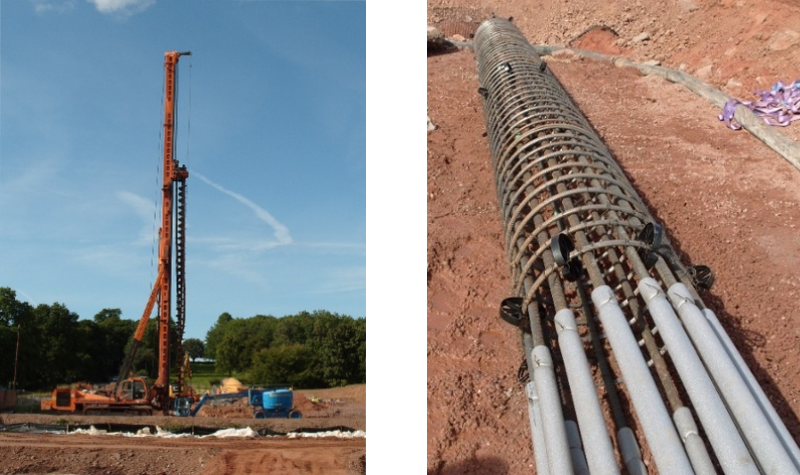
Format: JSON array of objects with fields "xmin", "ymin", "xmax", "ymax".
[
  {"xmin": 0, "ymin": 287, "xmax": 33, "ymax": 327},
  {"xmin": 212, "ymin": 315, "xmax": 279, "ymax": 375},
  {"xmin": 35, "ymin": 302, "xmax": 83, "ymax": 386},
  {"xmin": 215, "ymin": 330, "xmax": 245, "ymax": 376},
  {"xmin": 0, "ymin": 324, "xmax": 19, "ymax": 388},
  {"xmin": 356, "ymin": 317, "xmax": 366, "ymax": 383},
  {"xmin": 249, "ymin": 344, "xmax": 324, "ymax": 388},
  {"xmin": 273, "ymin": 312, "xmax": 315, "ymax": 347},
  {"xmin": 93, "ymin": 308, "xmax": 122, "ymax": 324},
  {"xmin": 183, "ymin": 338, "xmax": 205, "ymax": 361},
  {"xmin": 205, "ymin": 312, "xmax": 233, "ymax": 361},
  {"xmin": 132, "ymin": 347, "xmax": 156, "ymax": 377},
  {"xmin": 310, "ymin": 311, "xmax": 364, "ymax": 386},
  {"xmin": 0, "ymin": 287, "xmax": 207, "ymax": 390},
  {"xmin": 0, "ymin": 288, "xmax": 32, "ymax": 388}
]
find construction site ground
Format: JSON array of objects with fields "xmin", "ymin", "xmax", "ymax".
[
  {"xmin": 427, "ymin": 0, "xmax": 800, "ymax": 473},
  {"xmin": 0, "ymin": 385, "xmax": 365, "ymax": 475}
]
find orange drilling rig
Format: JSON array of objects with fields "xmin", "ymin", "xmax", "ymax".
[{"xmin": 42, "ymin": 51, "xmax": 194, "ymax": 416}]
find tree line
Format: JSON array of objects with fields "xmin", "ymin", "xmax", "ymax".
[
  {"xmin": 203, "ymin": 310, "xmax": 366, "ymax": 388},
  {"xmin": 0, "ymin": 287, "xmax": 365, "ymax": 391}
]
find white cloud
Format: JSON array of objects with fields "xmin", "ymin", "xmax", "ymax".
[
  {"xmin": 30, "ymin": 0, "xmax": 76, "ymax": 14},
  {"xmin": 86, "ymin": 0, "xmax": 155, "ymax": 15},
  {"xmin": 116, "ymin": 190, "xmax": 157, "ymax": 245}
]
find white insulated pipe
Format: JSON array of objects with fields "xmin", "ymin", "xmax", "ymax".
[
  {"xmin": 591, "ymin": 285, "xmax": 694, "ymax": 474},
  {"xmin": 526, "ymin": 381, "xmax": 552, "ymax": 475},
  {"xmin": 702, "ymin": 307, "xmax": 800, "ymax": 471},
  {"xmin": 554, "ymin": 308, "xmax": 620, "ymax": 475},
  {"xmin": 673, "ymin": 406, "xmax": 716, "ymax": 475},
  {"xmin": 532, "ymin": 345, "xmax": 574, "ymax": 475},
  {"xmin": 638, "ymin": 278, "xmax": 758, "ymax": 474},
  {"xmin": 668, "ymin": 283, "xmax": 799, "ymax": 475},
  {"xmin": 565, "ymin": 420, "xmax": 591, "ymax": 475}
]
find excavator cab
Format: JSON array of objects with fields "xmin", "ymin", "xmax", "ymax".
[{"xmin": 117, "ymin": 377, "xmax": 148, "ymax": 402}]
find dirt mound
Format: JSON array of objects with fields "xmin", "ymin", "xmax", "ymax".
[
  {"xmin": 297, "ymin": 384, "xmax": 366, "ymax": 404},
  {"xmin": 190, "ymin": 385, "xmax": 366, "ymax": 421},
  {"xmin": 570, "ymin": 26, "xmax": 624, "ymax": 54},
  {"xmin": 196, "ymin": 395, "xmax": 253, "ymax": 419}
]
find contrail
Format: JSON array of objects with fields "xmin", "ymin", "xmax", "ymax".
[
  {"xmin": 17, "ymin": 290, "xmax": 37, "ymax": 308},
  {"xmin": 192, "ymin": 171, "xmax": 292, "ymax": 248}
]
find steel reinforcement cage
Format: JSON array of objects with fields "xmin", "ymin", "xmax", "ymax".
[{"xmin": 474, "ymin": 17, "xmax": 800, "ymax": 475}]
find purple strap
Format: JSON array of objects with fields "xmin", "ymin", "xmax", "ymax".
[{"xmin": 718, "ymin": 79, "xmax": 800, "ymax": 130}]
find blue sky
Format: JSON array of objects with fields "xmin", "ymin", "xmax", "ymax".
[{"xmin": 0, "ymin": 0, "xmax": 366, "ymax": 341}]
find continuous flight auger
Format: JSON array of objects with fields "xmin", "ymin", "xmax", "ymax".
[{"xmin": 475, "ymin": 18, "xmax": 800, "ymax": 475}]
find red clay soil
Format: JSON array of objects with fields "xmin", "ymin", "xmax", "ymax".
[
  {"xmin": 427, "ymin": 1, "xmax": 800, "ymax": 473},
  {"xmin": 1, "ymin": 385, "xmax": 366, "ymax": 474},
  {"xmin": 0, "ymin": 432, "xmax": 365, "ymax": 475}
]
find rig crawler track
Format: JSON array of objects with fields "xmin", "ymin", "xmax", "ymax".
[{"xmin": 474, "ymin": 18, "xmax": 800, "ymax": 475}]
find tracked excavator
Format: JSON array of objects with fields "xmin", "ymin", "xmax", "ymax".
[{"xmin": 42, "ymin": 51, "xmax": 194, "ymax": 416}]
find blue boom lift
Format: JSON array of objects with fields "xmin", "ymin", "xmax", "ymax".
[{"xmin": 182, "ymin": 387, "xmax": 302, "ymax": 418}]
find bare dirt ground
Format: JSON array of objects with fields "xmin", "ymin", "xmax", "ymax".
[
  {"xmin": 0, "ymin": 432, "xmax": 365, "ymax": 475},
  {"xmin": 192, "ymin": 385, "xmax": 366, "ymax": 421},
  {"xmin": 427, "ymin": 0, "xmax": 800, "ymax": 473},
  {"xmin": 0, "ymin": 385, "xmax": 365, "ymax": 474}
]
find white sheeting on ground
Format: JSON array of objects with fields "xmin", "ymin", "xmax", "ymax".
[
  {"xmin": 67, "ymin": 425, "xmax": 256, "ymax": 438},
  {"xmin": 287, "ymin": 429, "xmax": 366, "ymax": 438},
  {"xmin": 200, "ymin": 427, "xmax": 259, "ymax": 438},
  {"xmin": 58, "ymin": 425, "xmax": 365, "ymax": 438}
]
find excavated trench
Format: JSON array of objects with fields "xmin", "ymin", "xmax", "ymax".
[{"xmin": 474, "ymin": 18, "xmax": 800, "ymax": 475}]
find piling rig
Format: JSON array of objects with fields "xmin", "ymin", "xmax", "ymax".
[
  {"xmin": 43, "ymin": 51, "xmax": 192, "ymax": 416},
  {"xmin": 475, "ymin": 19, "xmax": 800, "ymax": 475}
]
